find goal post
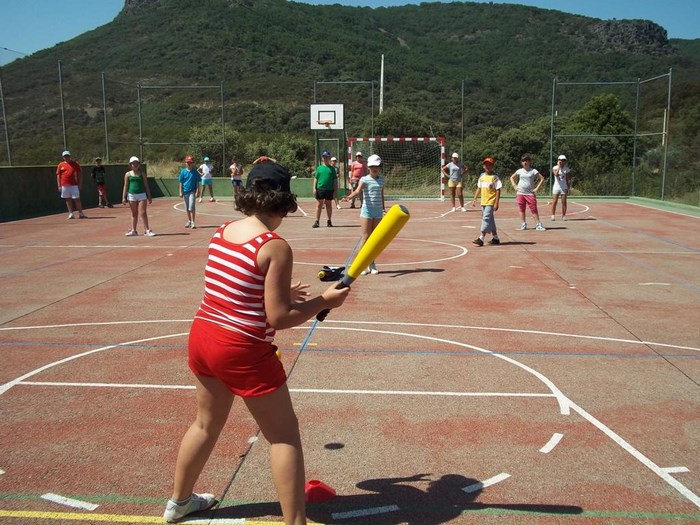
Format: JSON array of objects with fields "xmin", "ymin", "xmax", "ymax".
[{"xmin": 347, "ymin": 137, "xmax": 446, "ymax": 200}]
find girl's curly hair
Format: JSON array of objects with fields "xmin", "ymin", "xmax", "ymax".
[{"xmin": 235, "ymin": 181, "xmax": 298, "ymax": 217}]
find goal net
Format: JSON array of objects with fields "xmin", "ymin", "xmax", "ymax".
[{"xmin": 347, "ymin": 137, "xmax": 446, "ymax": 200}]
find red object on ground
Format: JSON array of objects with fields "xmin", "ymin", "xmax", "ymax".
[{"xmin": 305, "ymin": 479, "xmax": 336, "ymax": 503}]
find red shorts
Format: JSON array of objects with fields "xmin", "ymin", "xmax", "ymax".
[
  {"xmin": 97, "ymin": 183, "xmax": 106, "ymax": 196},
  {"xmin": 516, "ymin": 193, "xmax": 539, "ymax": 214},
  {"xmin": 188, "ymin": 318, "xmax": 287, "ymax": 397}
]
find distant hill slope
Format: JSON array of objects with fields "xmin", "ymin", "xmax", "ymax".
[{"xmin": 1, "ymin": 0, "xmax": 698, "ymax": 164}]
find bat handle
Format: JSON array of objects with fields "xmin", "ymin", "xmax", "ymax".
[{"xmin": 316, "ymin": 281, "xmax": 350, "ymax": 321}]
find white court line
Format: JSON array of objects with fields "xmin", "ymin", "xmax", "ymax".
[
  {"xmin": 40, "ymin": 493, "xmax": 99, "ymax": 511},
  {"xmin": 568, "ymin": 401, "xmax": 699, "ymax": 508},
  {"xmin": 462, "ymin": 473, "xmax": 511, "ymax": 493},
  {"xmin": 539, "ymin": 433, "xmax": 564, "ymax": 453},
  {"xmin": 0, "ymin": 333, "xmax": 188, "ymax": 396},
  {"xmin": 302, "ymin": 320, "xmax": 700, "ymax": 352},
  {"xmin": 289, "ymin": 237, "xmax": 469, "ymax": 267},
  {"xmin": 627, "ymin": 201, "xmax": 700, "ymax": 219},
  {"xmin": 18, "ymin": 382, "xmax": 555, "ymax": 399},
  {"xmin": 332, "ymin": 505, "xmax": 400, "ymax": 520},
  {"xmin": 1, "ymin": 319, "xmax": 696, "ymax": 352}
]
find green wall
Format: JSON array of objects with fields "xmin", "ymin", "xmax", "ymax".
[{"xmin": 0, "ymin": 165, "xmax": 317, "ymax": 222}]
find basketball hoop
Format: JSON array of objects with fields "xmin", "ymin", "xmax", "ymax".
[{"xmin": 317, "ymin": 120, "xmax": 333, "ymax": 129}]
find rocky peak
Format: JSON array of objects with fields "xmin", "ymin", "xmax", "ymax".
[{"xmin": 589, "ymin": 19, "xmax": 672, "ymax": 55}]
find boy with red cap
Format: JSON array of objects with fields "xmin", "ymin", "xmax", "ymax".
[
  {"xmin": 179, "ymin": 156, "xmax": 201, "ymax": 229},
  {"xmin": 470, "ymin": 157, "xmax": 502, "ymax": 246}
]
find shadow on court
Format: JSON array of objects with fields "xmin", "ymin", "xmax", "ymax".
[{"xmin": 211, "ymin": 473, "xmax": 583, "ymax": 524}]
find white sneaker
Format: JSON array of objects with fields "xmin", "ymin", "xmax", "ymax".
[
  {"xmin": 535, "ymin": 223, "xmax": 546, "ymax": 231},
  {"xmin": 451, "ymin": 207, "xmax": 456, "ymax": 212},
  {"xmin": 562, "ymin": 216, "xmax": 567, "ymax": 221},
  {"xmin": 361, "ymin": 268, "xmax": 369, "ymax": 276},
  {"xmin": 460, "ymin": 206, "xmax": 467, "ymax": 212},
  {"xmin": 67, "ymin": 213, "xmax": 74, "ymax": 219},
  {"xmin": 185, "ymin": 221, "xmax": 192, "ymax": 228},
  {"xmin": 209, "ymin": 198, "xmax": 216, "ymax": 202},
  {"xmin": 198, "ymin": 198, "xmax": 203, "ymax": 203},
  {"xmin": 551, "ymin": 215, "xmax": 555, "ymax": 221},
  {"xmin": 336, "ymin": 204, "xmax": 342, "ymax": 209},
  {"xmin": 519, "ymin": 223, "xmax": 527, "ymax": 230},
  {"xmin": 163, "ymin": 493, "xmax": 216, "ymax": 523},
  {"xmin": 190, "ymin": 223, "xmax": 196, "ymax": 229},
  {"xmin": 145, "ymin": 229, "xmax": 156, "ymax": 236},
  {"xmin": 125, "ymin": 229, "xmax": 137, "ymax": 236}
]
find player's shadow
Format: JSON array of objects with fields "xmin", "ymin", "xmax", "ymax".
[
  {"xmin": 497, "ymin": 240, "xmax": 536, "ymax": 245},
  {"xmin": 383, "ymin": 268, "xmax": 445, "ymax": 277},
  {"xmin": 211, "ymin": 473, "xmax": 582, "ymax": 524}
]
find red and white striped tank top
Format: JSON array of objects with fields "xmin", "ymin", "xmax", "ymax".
[{"xmin": 194, "ymin": 222, "xmax": 282, "ymax": 342}]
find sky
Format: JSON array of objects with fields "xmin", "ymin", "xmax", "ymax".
[{"xmin": 1, "ymin": 0, "xmax": 698, "ymax": 66}]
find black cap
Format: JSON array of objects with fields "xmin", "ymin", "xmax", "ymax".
[{"xmin": 246, "ymin": 162, "xmax": 292, "ymax": 193}]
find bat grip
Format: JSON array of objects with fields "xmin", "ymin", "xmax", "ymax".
[{"xmin": 316, "ymin": 281, "xmax": 350, "ymax": 321}]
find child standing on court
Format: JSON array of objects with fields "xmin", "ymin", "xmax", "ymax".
[
  {"xmin": 470, "ymin": 157, "xmax": 502, "ymax": 246},
  {"xmin": 91, "ymin": 157, "xmax": 112, "ymax": 208},
  {"xmin": 197, "ymin": 156, "xmax": 215, "ymax": 203},
  {"xmin": 122, "ymin": 156, "xmax": 154, "ymax": 236},
  {"xmin": 312, "ymin": 150, "xmax": 337, "ymax": 228},
  {"xmin": 551, "ymin": 154, "xmax": 572, "ymax": 221},
  {"xmin": 509, "ymin": 154, "xmax": 546, "ymax": 231},
  {"xmin": 179, "ymin": 156, "xmax": 201, "ymax": 229},
  {"xmin": 441, "ymin": 152, "xmax": 467, "ymax": 212},
  {"xmin": 163, "ymin": 162, "xmax": 350, "ymax": 524},
  {"xmin": 342, "ymin": 153, "xmax": 385, "ymax": 274}
]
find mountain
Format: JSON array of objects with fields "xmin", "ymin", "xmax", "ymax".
[{"xmin": 1, "ymin": 0, "xmax": 698, "ymax": 170}]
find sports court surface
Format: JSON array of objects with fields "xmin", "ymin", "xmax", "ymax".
[{"xmin": 1, "ymin": 197, "xmax": 698, "ymax": 524}]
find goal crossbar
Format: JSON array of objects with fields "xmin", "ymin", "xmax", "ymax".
[{"xmin": 347, "ymin": 137, "xmax": 446, "ymax": 200}]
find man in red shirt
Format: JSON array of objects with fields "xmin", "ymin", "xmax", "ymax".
[{"xmin": 56, "ymin": 150, "xmax": 87, "ymax": 219}]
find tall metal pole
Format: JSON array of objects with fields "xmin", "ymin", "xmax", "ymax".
[
  {"xmin": 461, "ymin": 79, "xmax": 465, "ymax": 159},
  {"xmin": 379, "ymin": 55, "xmax": 384, "ymax": 114},
  {"xmin": 549, "ymin": 77, "xmax": 556, "ymax": 192},
  {"xmin": 58, "ymin": 60, "xmax": 67, "ymax": 150},
  {"xmin": 137, "ymin": 82, "xmax": 144, "ymax": 161},
  {"xmin": 220, "ymin": 81, "xmax": 225, "ymax": 168},
  {"xmin": 371, "ymin": 80, "xmax": 375, "ymax": 136},
  {"xmin": 101, "ymin": 72, "xmax": 110, "ymax": 162},
  {"xmin": 632, "ymin": 78, "xmax": 640, "ymax": 196},
  {"xmin": 660, "ymin": 68, "xmax": 672, "ymax": 201},
  {"xmin": 0, "ymin": 67, "xmax": 12, "ymax": 165}
]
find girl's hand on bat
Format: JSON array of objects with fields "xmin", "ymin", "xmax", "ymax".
[
  {"xmin": 290, "ymin": 281, "xmax": 311, "ymax": 303},
  {"xmin": 321, "ymin": 283, "xmax": 351, "ymax": 309}
]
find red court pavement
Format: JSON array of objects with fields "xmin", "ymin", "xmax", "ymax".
[{"xmin": 0, "ymin": 197, "xmax": 698, "ymax": 524}]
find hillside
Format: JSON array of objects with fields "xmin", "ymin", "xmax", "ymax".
[{"xmin": 1, "ymin": 0, "xmax": 699, "ymax": 182}]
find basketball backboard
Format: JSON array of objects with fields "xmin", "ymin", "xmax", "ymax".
[{"xmin": 310, "ymin": 103, "xmax": 344, "ymax": 130}]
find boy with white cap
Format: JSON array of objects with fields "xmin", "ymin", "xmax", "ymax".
[
  {"xmin": 56, "ymin": 150, "xmax": 87, "ymax": 219},
  {"xmin": 197, "ymin": 156, "xmax": 215, "ymax": 203}
]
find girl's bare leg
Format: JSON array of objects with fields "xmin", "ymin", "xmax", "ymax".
[
  {"xmin": 170, "ymin": 375, "xmax": 234, "ymax": 501},
  {"xmin": 129, "ymin": 200, "xmax": 139, "ymax": 231},
  {"xmin": 245, "ymin": 385, "xmax": 306, "ymax": 525}
]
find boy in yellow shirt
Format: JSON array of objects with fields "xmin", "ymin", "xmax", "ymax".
[{"xmin": 470, "ymin": 157, "xmax": 502, "ymax": 246}]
